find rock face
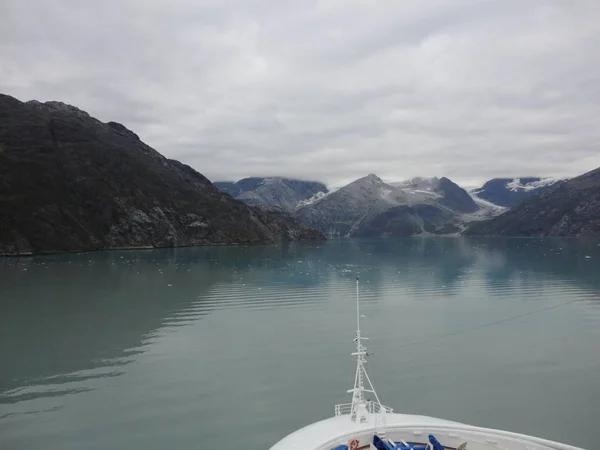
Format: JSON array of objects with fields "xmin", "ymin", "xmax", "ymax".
[
  {"xmin": 471, "ymin": 177, "xmax": 563, "ymax": 207},
  {"xmin": 295, "ymin": 174, "xmax": 480, "ymax": 236},
  {"xmin": 465, "ymin": 168, "xmax": 600, "ymax": 236},
  {"xmin": 214, "ymin": 177, "xmax": 328, "ymax": 211},
  {"xmin": 0, "ymin": 94, "xmax": 324, "ymax": 256}
]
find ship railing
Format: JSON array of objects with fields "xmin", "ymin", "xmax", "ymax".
[
  {"xmin": 334, "ymin": 401, "xmax": 394, "ymax": 417},
  {"xmin": 334, "ymin": 403, "xmax": 352, "ymax": 416}
]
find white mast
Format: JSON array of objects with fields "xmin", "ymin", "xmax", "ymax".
[{"xmin": 348, "ymin": 277, "xmax": 383, "ymax": 422}]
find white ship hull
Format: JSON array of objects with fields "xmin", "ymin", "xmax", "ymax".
[{"xmin": 270, "ymin": 411, "xmax": 585, "ymax": 450}]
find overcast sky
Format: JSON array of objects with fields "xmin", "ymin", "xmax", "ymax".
[{"xmin": 2, "ymin": 0, "xmax": 599, "ymax": 187}]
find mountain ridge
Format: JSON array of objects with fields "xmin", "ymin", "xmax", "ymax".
[
  {"xmin": 295, "ymin": 173, "xmax": 484, "ymax": 236},
  {"xmin": 471, "ymin": 177, "xmax": 565, "ymax": 207},
  {"xmin": 0, "ymin": 94, "xmax": 324, "ymax": 256},
  {"xmin": 465, "ymin": 168, "xmax": 600, "ymax": 236},
  {"xmin": 214, "ymin": 177, "xmax": 328, "ymax": 211}
]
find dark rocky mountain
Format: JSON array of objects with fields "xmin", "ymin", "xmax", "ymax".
[
  {"xmin": 465, "ymin": 168, "xmax": 600, "ymax": 236},
  {"xmin": 435, "ymin": 177, "xmax": 479, "ymax": 213},
  {"xmin": 213, "ymin": 177, "xmax": 328, "ymax": 211},
  {"xmin": 471, "ymin": 177, "xmax": 563, "ymax": 207},
  {"xmin": 0, "ymin": 94, "xmax": 324, "ymax": 256},
  {"xmin": 295, "ymin": 174, "xmax": 482, "ymax": 237}
]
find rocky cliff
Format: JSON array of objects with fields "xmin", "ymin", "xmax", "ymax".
[
  {"xmin": 465, "ymin": 168, "xmax": 600, "ymax": 236},
  {"xmin": 0, "ymin": 94, "xmax": 324, "ymax": 256}
]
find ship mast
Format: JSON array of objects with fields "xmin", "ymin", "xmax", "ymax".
[{"xmin": 348, "ymin": 277, "xmax": 383, "ymax": 422}]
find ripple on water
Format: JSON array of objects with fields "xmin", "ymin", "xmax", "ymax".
[{"xmin": 1, "ymin": 238, "xmax": 600, "ymax": 450}]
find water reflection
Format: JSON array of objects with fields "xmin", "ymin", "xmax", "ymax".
[
  {"xmin": 2, "ymin": 240, "xmax": 599, "ymax": 378},
  {"xmin": 0, "ymin": 249, "xmax": 235, "ymax": 405},
  {"xmin": 1, "ymin": 238, "xmax": 599, "ymax": 425}
]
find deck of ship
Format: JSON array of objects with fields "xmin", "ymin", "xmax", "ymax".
[{"xmin": 269, "ymin": 412, "xmax": 585, "ymax": 450}]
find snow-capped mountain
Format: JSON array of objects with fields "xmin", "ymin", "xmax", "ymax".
[
  {"xmin": 213, "ymin": 177, "xmax": 328, "ymax": 211},
  {"xmin": 389, "ymin": 176, "xmax": 479, "ymax": 213},
  {"xmin": 295, "ymin": 174, "xmax": 483, "ymax": 237},
  {"xmin": 505, "ymin": 177, "xmax": 565, "ymax": 192},
  {"xmin": 389, "ymin": 176, "xmax": 441, "ymax": 192},
  {"xmin": 471, "ymin": 177, "xmax": 566, "ymax": 207},
  {"xmin": 466, "ymin": 169, "xmax": 599, "ymax": 237}
]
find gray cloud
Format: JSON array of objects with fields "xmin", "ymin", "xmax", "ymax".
[{"xmin": 2, "ymin": 0, "xmax": 599, "ymax": 187}]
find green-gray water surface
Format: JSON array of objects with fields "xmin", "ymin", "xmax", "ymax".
[{"xmin": 1, "ymin": 238, "xmax": 600, "ymax": 450}]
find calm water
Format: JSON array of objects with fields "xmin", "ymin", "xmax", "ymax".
[{"xmin": 1, "ymin": 238, "xmax": 600, "ymax": 450}]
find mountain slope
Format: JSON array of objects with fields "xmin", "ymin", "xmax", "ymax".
[
  {"xmin": 295, "ymin": 174, "xmax": 479, "ymax": 236},
  {"xmin": 352, "ymin": 204, "xmax": 457, "ymax": 237},
  {"xmin": 213, "ymin": 177, "xmax": 269, "ymax": 197},
  {"xmin": 465, "ymin": 168, "xmax": 600, "ymax": 236},
  {"xmin": 435, "ymin": 177, "xmax": 479, "ymax": 213},
  {"xmin": 392, "ymin": 176, "xmax": 478, "ymax": 213},
  {"xmin": 295, "ymin": 174, "xmax": 411, "ymax": 235},
  {"xmin": 212, "ymin": 181, "xmax": 243, "ymax": 196},
  {"xmin": 472, "ymin": 177, "xmax": 564, "ymax": 207},
  {"xmin": 0, "ymin": 94, "xmax": 323, "ymax": 256},
  {"xmin": 214, "ymin": 177, "xmax": 328, "ymax": 211}
]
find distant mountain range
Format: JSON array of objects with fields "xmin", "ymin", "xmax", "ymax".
[
  {"xmin": 471, "ymin": 177, "xmax": 564, "ymax": 207},
  {"xmin": 2, "ymin": 92, "xmax": 597, "ymax": 253},
  {"xmin": 213, "ymin": 172, "xmax": 600, "ymax": 238},
  {"xmin": 213, "ymin": 173, "xmax": 596, "ymax": 238},
  {"xmin": 465, "ymin": 169, "xmax": 599, "ymax": 236},
  {"xmin": 293, "ymin": 174, "xmax": 490, "ymax": 237},
  {"xmin": 214, "ymin": 177, "xmax": 328, "ymax": 211},
  {"xmin": 0, "ymin": 94, "xmax": 324, "ymax": 256}
]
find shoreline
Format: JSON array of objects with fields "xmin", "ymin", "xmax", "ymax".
[
  {"xmin": 3, "ymin": 234, "xmax": 597, "ymax": 259},
  {"xmin": 0, "ymin": 238, "xmax": 327, "ymax": 259}
]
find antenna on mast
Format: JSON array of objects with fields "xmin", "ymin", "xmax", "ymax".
[{"xmin": 348, "ymin": 276, "xmax": 383, "ymax": 422}]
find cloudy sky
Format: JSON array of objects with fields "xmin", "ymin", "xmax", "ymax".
[{"xmin": 2, "ymin": 0, "xmax": 599, "ymax": 187}]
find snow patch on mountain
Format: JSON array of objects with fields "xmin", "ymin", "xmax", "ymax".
[
  {"xmin": 380, "ymin": 187, "xmax": 392, "ymax": 198},
  {"xmin": 505, "ymin": 177, "xmax": 565, "ymax": 192},
  {"xmin": 449, "ymin": 194, "xmax": 507, "ymax": 232},
  {"xmin": 388, "ymin": 177, "xmax": 440, "ymax": 191},
  {"xmin": 296, "ymin": 191, "xmax": 328, "ymax": 208},
  {"xmin": 385, "ymin": 177, "xmax": 443, "ymax": 202},
  {"xmin": 470, "ymin": 176, "xmax": 570, "ymax": 208},
  {"xmin": 259, "ymin": 177, "xmax": 281, "ymax": 186},
  {"xmin": 470, "ymin": 193, "xmax": 508, "ymax": 212},
  {"xmin": 409, "ymin": 189, "xmax": 442, "ymax": 198}
]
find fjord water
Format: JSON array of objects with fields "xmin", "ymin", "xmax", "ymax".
[{"xmin": 1, "ymin": 238, "xmax": 600, "ymax": 450}]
